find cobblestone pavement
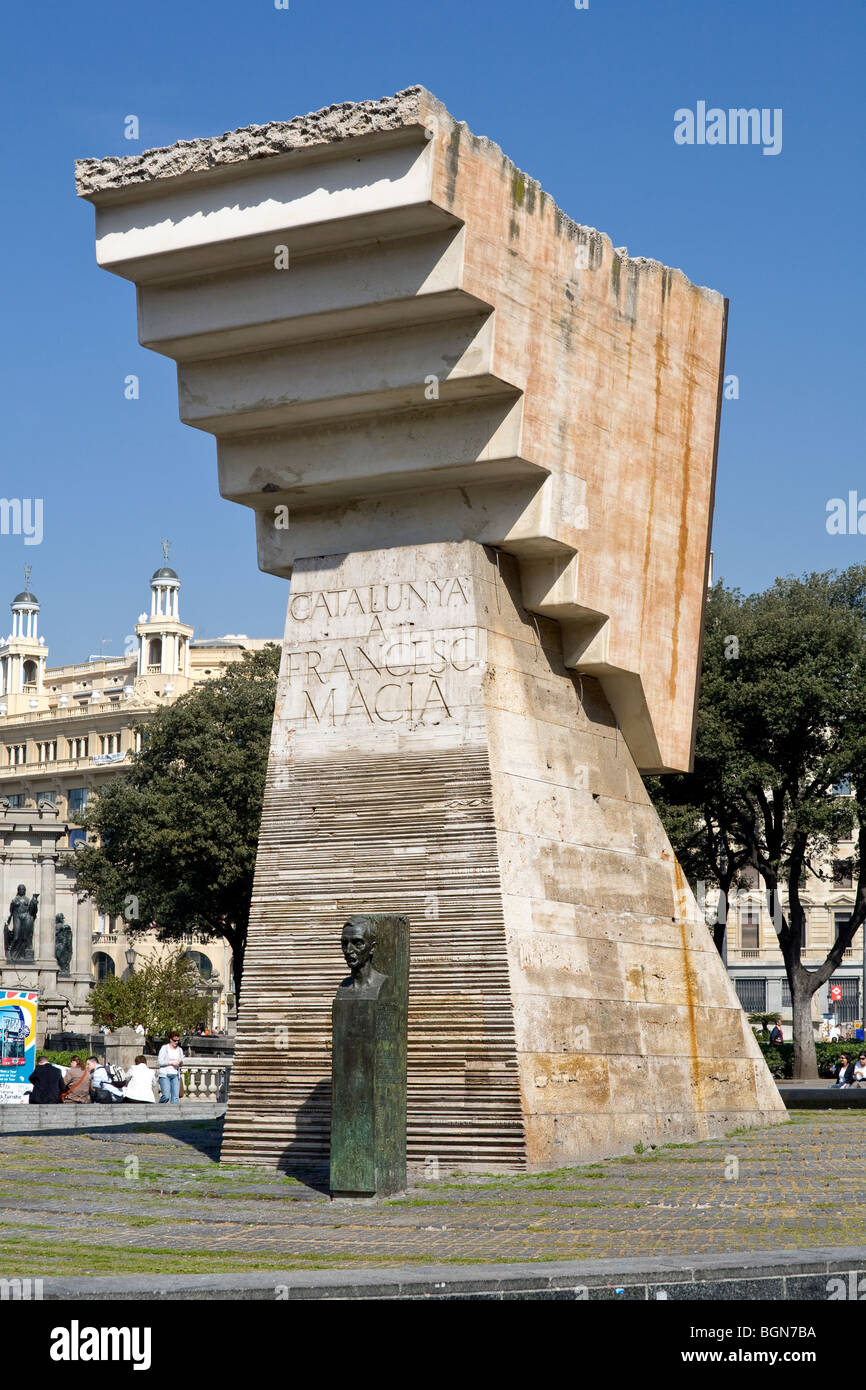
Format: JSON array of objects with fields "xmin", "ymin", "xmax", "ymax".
[{"xmin": 1, "ymin": 1112, "xmax": 864, "ymax": 1275}]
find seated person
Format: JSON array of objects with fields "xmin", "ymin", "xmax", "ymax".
[
  {"xmin": 61, "ymin": 1056, "xmax": 92, "ymax": 1104},
  {"xmin": 86, "ymin": 1055, "xmax": 125, "ymax": 1102},
  {"xmin": 28, "ymin": 1057, "xmax": 64, "ymax": 1105},
  {"xmin": 853, "ymin": 1054, "xmax": 866, "ymax": 1085},
  {"xmin": 834, "ymin": 1054, "xmax": 856, "ymax": 1088},
  {"xmin": 122, "ymin": 1056, "xmax": 156, "ymax": 1103}
]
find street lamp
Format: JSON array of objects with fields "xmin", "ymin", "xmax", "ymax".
[{"xmin": 125, "ymin": 947, "xmax": 137, "ymax": 971}]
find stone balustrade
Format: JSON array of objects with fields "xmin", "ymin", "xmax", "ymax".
[{"xmin": 182, "ymin": 1061, "xmax": 231, "ymax": 1102}]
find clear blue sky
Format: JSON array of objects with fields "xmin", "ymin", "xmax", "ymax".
[{"xmin": 1, "ymin": 0, "xmax": 862, "ymax": 664}]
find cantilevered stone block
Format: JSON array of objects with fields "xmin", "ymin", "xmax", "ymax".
[{"xmin": 75, "ymin": 89, "xmax": 786, "ymax": 1169}]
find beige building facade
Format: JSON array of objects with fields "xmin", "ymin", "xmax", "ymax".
[
  {"xmin": 723, "ymin": 819, "xmax": 863, "ymax": 1034},
  {"xmin": 0, "ymin": 562, "xmax": 276, "ymax": 1030}
]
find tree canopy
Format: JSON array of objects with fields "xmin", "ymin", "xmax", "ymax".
[
  {"xmin": 649, "ymin": 568, "xmax": 866, "ymax": 1078},
  {"xmin": 89, "ymin": 946, "xmax": 210, "ymax": 1037},
  {"xmin": 68, "ymin": 644, "xmax": 281, "ymax": 998}
]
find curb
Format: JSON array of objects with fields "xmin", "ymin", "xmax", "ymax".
[{"xmin": 28, "ymin": 1246, "xmax": 866, "ymax": 1301}]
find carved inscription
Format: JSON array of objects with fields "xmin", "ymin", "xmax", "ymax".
[{"xmin": 287, "ymin": 575, "xmax": 484, "ymax": 729}]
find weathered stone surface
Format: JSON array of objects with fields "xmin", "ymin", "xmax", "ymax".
[
  {"xmin": 76, "ymin": 86, "xmax": 724, "ymax": 773},
  {"xmin": 218, "ymin": 543, "xmax": 784, "ymax": 1170},
  {"xmin": 74, "ymin": 88, "xmax": 430, "ymax": 195}
]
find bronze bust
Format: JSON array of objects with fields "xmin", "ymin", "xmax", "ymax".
[{"xmin": 339, "ymin": 915, "xmax": 387, "ymax": 998}]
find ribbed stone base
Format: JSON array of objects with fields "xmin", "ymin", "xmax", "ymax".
[{"xmin": 220, "ymin": 542, "xmax": 785, "ymax": 1171}]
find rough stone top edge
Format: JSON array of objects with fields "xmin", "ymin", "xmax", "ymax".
[
  {"xmin": 73, "ymin": 86, "xmax": 431, "ymax": 197},
  {"xmin": 73, "ymin": 84, "xmax": 723, "ymax": 304}
]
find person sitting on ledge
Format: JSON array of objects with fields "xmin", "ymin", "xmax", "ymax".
[
  {"xmin": 833, "ymin": 1053, "xmax": 856, "ymax": 1088},
  {"xmin": 123, "ymin": 1055, "xmax": 156, "ymax": 1103},
  {"xmin": 61, "ymin": 1055, "xmax": 92, "ymax": 1104},
  {"xmin": 28, "ymin": 1057, "xmax": 64, "ymax": 1105},
  {"xmin": 86, "ymin": 1056, "xmax": 125, "ymax": 1103}
]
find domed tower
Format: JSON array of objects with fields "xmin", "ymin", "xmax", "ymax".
[
  {"xmin": 0, "ymin": 569, "xmax": 48, "ymax": 714},
  {"xmin": 134, "ymin": 544, "xmax": 193, "ymax": 687}
]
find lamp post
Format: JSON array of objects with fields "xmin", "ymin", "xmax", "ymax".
[{"xmin": 125, "ymin": 946, "xmax": 137, "ymax": 972}]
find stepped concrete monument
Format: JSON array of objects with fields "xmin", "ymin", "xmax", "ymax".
[{"xmin": 75, "ymin": 87, "xmax": 786, "ymax": 1169}]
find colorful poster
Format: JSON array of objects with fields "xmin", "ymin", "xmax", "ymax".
[{"xmin": 0, "ymin": 990, "xmax": 38, "ymax": 1104}]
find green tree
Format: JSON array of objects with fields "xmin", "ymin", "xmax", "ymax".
[
  {"xmin": 89, "ymin": 947, "xmax": 210, "ymax": 1036},
  {"xmin": 68, "ymin": 645, "xmax": 280, "ymax": 999},
  {"xmin": 650, "ymin": 571, "xmax": 866, "ymax": 1080}
]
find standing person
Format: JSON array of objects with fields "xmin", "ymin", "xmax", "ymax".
[
  {"xmin": 61, "ymin": 1056, "xmax": 92, "ymax": 1104},
  {"xmin": 28, "ymin": 1057, "xmax": 64, "ymax": 1104},
  {"xmin": 830, "ymin": 1022, "xmax": 842, "ymax": 1042},
  {"xmin": 769, "ymin": 1022, "xmax": 783, "ymax": 1045},
  {"xmin": 123, "ymin": 1055, "xmax": 156, "ymax": 1103},
  {"xmin": 157, "ymin": 1032, "xmax": 184, "ymax": 1104}
]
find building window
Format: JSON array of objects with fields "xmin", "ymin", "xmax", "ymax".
[
  {"xmin": 38, "ymin": 791, "xmax": 57, "ymax": 805},
  {"xmin": 832, "ymin": 778, "xmax": 852, "ymax": 796},
  {"xmin": 22, "ymin": 659, "xmax": 38, "ymax": 691},
  {"xmin": 735, "ymin": 978, "xmax": 767, "ymax": 1013},
  {"xmin": 99, "ymin": 733, "xmax": 122, "ymax": 755},
  {"xmin": 739, "ymin": 899, "xmax": 761, "ymax": 952},
  {"xmin": 36, "ymin": 740, "xmax": 57, "ymax": 762},
  {"xmin": 133, "ymin": 731, "xmax": 143, "ymax": 753},
  {"xmin": 148, "ymin": 638, "xmax": 162, "ymax": 672},
  {"xmin": 833, "ymin": 860, "xmax": 854, "ymax": 889},
  {"xmin": 782, "ymin": 977, "xmax": 792, "ymax": 1009},
  {"xmin": 6, "ymin": 744, "xmax": 26, "ymax": 766},
  {"xmin": 838, "ymin": 978, "xmax": 861, "ymax": 1024},
  {"xmin": 67, "ymin": 737, "xmax": 89, "ymax": 759},
  {"xmin": 7, "ymin": 794, "xmax": 24, "ymax": 809},
  {"xmin": 68, "ymin": 788, "xmax": 89, "ymax": 815},
  {"xmin": 92, "ymin": 951, "xmax": 115, "ymax": 983}
]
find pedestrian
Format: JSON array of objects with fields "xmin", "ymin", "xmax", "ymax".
[
  {"xmin": 769, "ymin": 1022, "xmax": 783, "ymax": 1045},
  {"xmin": 830, "ymin": 1023, "xmax": 842, "ymax": 1042},
  {"xmin": 123, "ymin": 1055, "xmax": 156, "ymax": 1103},
  {"xmin": 28, "ymin": 1057, "xmax": 64, "ymax": 1104},
  {"xmin": 157, "ymin": 1032, "xmax": 184, "ymax": 1104},
  {"xmin": 61, "ymin": 1055, "xmax": 92, "ymax": 1104}
]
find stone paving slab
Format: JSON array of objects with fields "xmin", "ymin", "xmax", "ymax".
[{"xmin": 1, "ymin": 1111, "xmax": 865, "ymax": 1276}]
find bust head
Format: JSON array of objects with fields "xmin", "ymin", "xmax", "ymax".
[{"xmin": 341, "ymin": 915, "xmax": 376, "ymax": 976}]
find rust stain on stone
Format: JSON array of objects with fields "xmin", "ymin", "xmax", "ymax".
[{"xmin": 674, "ymin": 858, "xmax": 702, "ymax": 1111}]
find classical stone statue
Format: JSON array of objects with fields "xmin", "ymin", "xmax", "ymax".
[
  {"xmin": 339, "ymin": 915, "xmax": 387, "ymax": 999},
  {"xmin": 4, "ymin": 885, "xmax": 39, "ymax": 963},
  {"xmin": 55, "ymin": 913, "xmax": 73, "ymax": 974}
]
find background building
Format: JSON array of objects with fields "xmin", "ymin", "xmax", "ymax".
[
  {"xmin": 721, "ymin": 795, "xmax": 863, "ymax": 1034},
  {"xmin": 0, "ymin": 561, "xmax": 277, "ymax": 1030}
]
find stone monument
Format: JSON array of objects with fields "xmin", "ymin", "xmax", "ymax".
[
  {"xmin": 330, "ymin": 915, "xmax": 409, "ymax": 1197},
  {"xmin": 0, "ymin": 801, "xmax": 92, "ymax": 1041},
  {"xmin": 75, "ymin": 87, "xmax": 786, "ymax": 1169},
  {"xmin": 4, "ymin": 886, "xmax": 38, "ymax": 963}
]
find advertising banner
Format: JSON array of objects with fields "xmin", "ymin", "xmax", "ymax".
[{"xmin": 0, "ymin": 990, "xmax": 38, "ymax": 1104}]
